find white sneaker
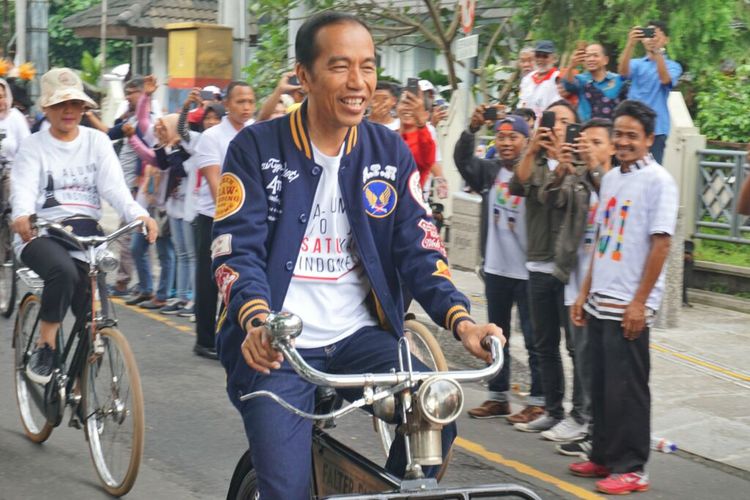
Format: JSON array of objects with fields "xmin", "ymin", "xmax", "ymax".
[
  {"xmin": 514, "ymin": 414, "xmax": 560, "ymax": 433},
  {"xmin": 541, "ymin": 416, "xmax": 587, "ymax": 442}
]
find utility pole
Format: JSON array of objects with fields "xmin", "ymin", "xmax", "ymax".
[
  {"xmin": 27, "ymin": 0, "xmax": 48, "ymax": 103},
  {"xmin": 218, "ymin": 0, "xmax": 248, "ymax": 79},
  {"xmin": 100, "ymin": 0, "xmax": 108, "ymax": 74},
  {"xmin": 14, "ymin": 0, "xmax": 26, "ymax": 63},
  {"xmin": 287, "ymin": 3, "xmax": 307, "ymax": 65}
]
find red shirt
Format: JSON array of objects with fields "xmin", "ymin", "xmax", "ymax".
[{"xmin": 401, "ymin": 127, "xmax": 436, "ymax": 188}]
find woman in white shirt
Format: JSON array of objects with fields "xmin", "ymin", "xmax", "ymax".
[
  {"xmin": 11, "ymin": 68, "xmax": 157, "ymax": 384},
  {"xmin": 0, "ymin": 78, "xmax": 31, "ymax": 179}
]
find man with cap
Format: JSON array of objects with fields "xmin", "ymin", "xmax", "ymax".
[
  {"xmin": 11, "ymin": 68, "xmax": 157, "ymax": 384},
  {"xmin": 454, "ymin": 108, "xmax": 545, "ymax": 424},
  {"xmin": 519, "ymin": 40, "xmax": 562, "ymax": 120}
]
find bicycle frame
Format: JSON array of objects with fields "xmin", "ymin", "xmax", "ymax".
[
  {"xmin": 230, "ymin": 313, "xmax": 542, "ymax": 500},
  {"xmin": 15, "ymin": 218, "xmax": 142, "ymax": 426}
]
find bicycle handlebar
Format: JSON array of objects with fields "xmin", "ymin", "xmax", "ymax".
[
  {"xmin": 33, "ymin": 217, "xmax": 144, "ymax": 248},
  {"xmin": 261, "ymin": 312, "xmax": 504, "ymax": 389}
]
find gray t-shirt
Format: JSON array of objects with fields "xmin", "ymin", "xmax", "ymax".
[{"xmin": 118, "ymin": 116, "xmax": 139, "ymax": 189}]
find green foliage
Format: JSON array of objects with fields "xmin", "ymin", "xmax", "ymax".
[
  {"xmin": 49, "ymin": 0, "xmax": 131, "ymax": 70},
  {"xmin": 694, "ymin": 65, "xmax": 750, "ymax": 142},
  {"xmin": 695, "ymin": 237, "xmax": 750, "ymax": 268},
  {"xmin": 80, "ymin": 50, "xmax": 101, "ymax": 85},
  {"xmin": 376, "ymin": 68, "xmax": 401, "ymax": 85}
]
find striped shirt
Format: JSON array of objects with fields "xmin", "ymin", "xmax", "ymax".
[{"xmin": 584, "ymin": 292, "xmax": 656, "ymax": 326}]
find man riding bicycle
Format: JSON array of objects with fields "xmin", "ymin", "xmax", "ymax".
[
  {"xmin": 11, "ymin": 68, "xmax": 157, "ymax": 384},
  {"xmin": 212, "ymin": 13, "xmax": 504, "ymax": 499}
]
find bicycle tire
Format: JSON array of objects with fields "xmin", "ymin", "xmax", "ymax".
[
  {"xmin": 13, "ymin": 293, "xmax": 53, "ymax": 443},
  {"xmin": 374, "ymin": 319, "xmax": 451, "ymax": 477},
  {"xmin": 0, "ymin": 219, "xmax": 17, "ymax": 318},
  {"xmin": 82, "ymin": 327, "xmax": 144, "ymax": 496},
  {"xmin": 227, "ymin": 450, "xmax": 260, "ymax": 500}
]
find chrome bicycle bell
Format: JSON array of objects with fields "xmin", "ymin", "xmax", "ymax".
[{"xmin": 264, "ymin": 312, "xmax": 303, "ymax": 344}]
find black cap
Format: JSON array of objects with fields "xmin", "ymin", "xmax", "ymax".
[{"xmin": 535, "ymin": 40, "xmax": 556, "ymax": 54}]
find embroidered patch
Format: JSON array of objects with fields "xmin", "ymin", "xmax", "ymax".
[
  {"xmin": 362, "ymin": 163, "xmax": 397, "ymax": 183},
  {"xmin": 215, "ymin": 263, "xmax": 239, "ymax": 305},
  {"xmin": 432, "ymin": 260, "xmax": 452, "ymax": 282},
  {"xmin": 418, "ymin": 219, "xmax": 447, "ymax": 257},
  {"xmin": 408, "ymin": 170, "xmax": 432, "ymax": 216},
  {"xmin": 363, "ymin": 180, "xmax": 398, "ymax": 218},
  {"xmin": 214, "ymin": 173, "xmax": 245, "ymax": 221},
  {"xmin": 211, "ymin": 234, "xmax": 232, "ymax": 259}
]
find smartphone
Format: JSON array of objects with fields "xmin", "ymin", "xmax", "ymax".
[
  {"xmin": 406, "ymin": 77, "xmax": 419, "ymax": 96},
  {"xmin": 540, "ymin": 110, "xmax": 556, "ymax": 130},
  {"xmin": 565, "ymin": 123, "xmax": 582, "ymax": 144},
  {"xmin": 641, "ymin": 27, "xmax": 655, "ymax": 38},
  {"xmin": 576, "ymin": 39, "xmax": 588, "ymax": 51},
  {"xmin": 483, "ymin": 106, "xmax": 498, "ymax": 121},
  {"xmin": 200, "ymin": 90, "xmax": 216, "ymax": 101},
  {"xmin": 288, "ymin": 75, "xmax": 300, "ymax": 86}
]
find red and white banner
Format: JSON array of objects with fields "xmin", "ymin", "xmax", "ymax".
[{"xmin": 460, "ymin": 0, "xmax": 476, "ymax": 35}]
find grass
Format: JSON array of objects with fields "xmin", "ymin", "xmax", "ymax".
[{"xmin": 694, "ymin": 237, "xmax": 750, "ymax": 267}]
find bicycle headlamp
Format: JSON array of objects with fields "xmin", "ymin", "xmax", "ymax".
[
  {"xmin": 96, "ymin": 248, "xmax": 119, "ymax": 273},
  {"xmin": 416, "ymin": 377, "xmax": 463, "ymax": 425}
]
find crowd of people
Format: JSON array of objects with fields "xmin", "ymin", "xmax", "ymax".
[{"xmin": 0, "ymin": 12, "xmax": 693, "ymax": 497}]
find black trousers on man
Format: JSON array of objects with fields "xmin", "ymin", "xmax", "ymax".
[
  {"xmin": 194, "ymin": 214, "xmax": 218, "ymax": 350},
  {"xmin": 588, "ymin": 315, "xmax": 650, "ymax": 473}
]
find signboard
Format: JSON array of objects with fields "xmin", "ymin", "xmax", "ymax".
[
  {"xmin": 456, "ymin": 35, "xmax": 479, "ymax": 61},
  {"xmin": 460, "ymin": 0, "xmax": 476, "ymax": 34}
]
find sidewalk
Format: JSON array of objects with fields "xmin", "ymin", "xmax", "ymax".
[{"xmin": 411, "ymin": 268, "xmax": 750, "ymax": 473}]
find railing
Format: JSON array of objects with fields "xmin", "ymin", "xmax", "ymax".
[{"xmin": 695, "ymin": 149, "xmax": 750, "ymax": 244}]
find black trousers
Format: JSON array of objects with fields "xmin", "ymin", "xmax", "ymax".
[
  {"xmin": 21, "ymin": 237, "xmax": 90, "ymax": 323},
  {"xmin": 589, "ymin": 315, "xmax": 650, "ymax": 473},
  {"xmin": 527, "ymin": 271, "xmax": 567, "ymax": 419},
  {"xmin": 194, "ymin": 214, "xmax": 217, "ymax": 349}
]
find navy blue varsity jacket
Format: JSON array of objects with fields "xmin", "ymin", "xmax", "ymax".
[{"xmin": 212, "ymin": 102, "xmax": 473, "ymax": 391}]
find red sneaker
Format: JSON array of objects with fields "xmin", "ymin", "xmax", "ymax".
[
  {"xmin": 596, "ymin": 472, "xmax": 650, "ymax": 495},
  {"xmin": 569, "ymin": 460, "xmax": 610, "ymax": 478}
]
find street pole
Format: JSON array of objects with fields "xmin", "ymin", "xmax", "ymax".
[
  {"xmin": 27, "ymin": 0, "xmax": 48, "ymax": 105},
  {"xmin": 287, "ymin": 3, "xmax": 307, "ymax": 66},
  {"xmin": 14, "ymin": 0, "xmax": 26, "ymax": 63},
  {"xmin": 100, "ymin": 0, "xmax": 107, "ymax": 75},
  {"xmin": 218, "ymin": 0, "xmax": 247, "ymax": 79}
]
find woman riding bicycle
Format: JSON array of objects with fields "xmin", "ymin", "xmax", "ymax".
[
  {"xmin": 10, "ymin": 68, "xmax": 157, "ymax": 384},
  {"xmin": 0, "ymin": 78, "xmax": 31, "ymax": 186}
]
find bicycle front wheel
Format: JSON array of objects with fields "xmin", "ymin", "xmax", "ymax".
[
  {"xmin": 13, "ymin": 293, "xmax": 53, "ymax": 443},
  {"xmin": 374, "ymin": 319, "xmax": 448, "ymax": 457},
  {"xmin": 0, "ymin": 218, "xmax": 17, "ymax": 318},
  {"xmin": 82, "ymin": 327, "xmax": 144, "ymax": 496}
]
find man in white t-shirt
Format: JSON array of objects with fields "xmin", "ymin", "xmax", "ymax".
[
  {"xmin": 191, "ymin": 81, "xmax": 256, "ymax": 359},
  {"xmin": 518, "ymin": 40, "xmax": 562, "ymax": 120},
  {"xmin": 212, "ymin": 13, "xmax": 504, "ymax": 499},
  {"xmin": 570, "ymin": 100, "xmax": 678, "ymax": 495}
]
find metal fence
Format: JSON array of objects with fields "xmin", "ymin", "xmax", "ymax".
[{"xmin": 695, "ymin": 149, "xmax": 750, "ymax": 244}]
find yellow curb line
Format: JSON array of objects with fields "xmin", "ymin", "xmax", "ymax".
[
  {"xmin": 650, "ymin": 342, "xmax": 750, "ymax": 382},
  {"xmin": 111, "ymin": 298, "xmax": 195, "ymax": 335},
  {"xmin": 454, "ymin": 437, "xmax": 604, "ymax": 500}
]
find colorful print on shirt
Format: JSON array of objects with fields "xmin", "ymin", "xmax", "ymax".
[
  {"xmin": 597, "ymin": 196, "xmax": 632, "ymax": 262},
  {"xmin": 492, "ymin": 180, "xmax": 522, "ymax": 228}
]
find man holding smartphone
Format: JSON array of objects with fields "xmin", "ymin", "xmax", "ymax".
[
  {"xmin": 564, "ymin": 43, "xmax": 628, "ymax": 122},
  {"xmin": 618, "ymin": 21, "xmax": 682, "ymax": 163}
]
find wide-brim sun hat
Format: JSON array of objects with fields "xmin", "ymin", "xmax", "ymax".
[{"xmin": 38, "ymin": 67, "xmax": 98, "ymax": 109}]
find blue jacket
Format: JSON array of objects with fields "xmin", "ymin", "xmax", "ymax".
[{"xmin": 212, "ymin": 103, "xmax": 473, "ymax": 391}]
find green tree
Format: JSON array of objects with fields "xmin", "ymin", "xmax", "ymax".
[{"xmin": 49, "ymin": 0, "xmax": 131, "ymax": 70}]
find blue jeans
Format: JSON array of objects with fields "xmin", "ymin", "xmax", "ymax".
[
  {"xmin": 169, "ymin": 216, "xmax": 195, "ymax": 301},
  {"xmin": 227, "ymin": 326, "xmax": 457, "ymax": 500},
  {"xmin": 155, "ymin": 235, "xmax": 175, "ymax": 301},
  {"xmin": 130, "ymin": 232, "xmax": 152, "ymax": 295},
  {"xmin": 131, "ymin": 232, "xmax": 175, "ymax": 301},
  {"xmin": 650, "ymin": 134, "xmax": 667, "ymax": 164},
  {"xmin": 484, "ymin": 273, "xmax": 543, "ymax": 406}
]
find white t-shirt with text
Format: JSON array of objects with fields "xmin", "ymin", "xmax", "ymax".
[{"xmin": 282, "ymin": 143, "xmax": 376, "ymax": 348}]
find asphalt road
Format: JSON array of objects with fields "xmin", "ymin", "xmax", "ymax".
[{"xmin": 0, "ymin": 294, "xmax": 748, "ymax": 499}]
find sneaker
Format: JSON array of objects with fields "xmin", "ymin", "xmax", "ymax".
[
  {"xmin": 596, "ymin": 472, "xmax": 649, "ymax": 494},
  {"xmin": 541, "ymin": 416, "xmax": 588, "ymax": 442},
  {"xmin": 125, "ymin": 293, "xmax": 154, "ymax": 306},
  {"xmin": 506, "ymin": 405, "xmax": 545, "ymax": 425},
  {"xmin": 25, "ymin": 344, "xmax": 56, "ymax": 384},
  {"xmin": 194, "ymin": 344, "xmax": 218, "ymax": 360},
  {"xmin": 468, "ymin": 400, "xmax": 511, "ymax": 419},
  {"xmin": 140, "ymin": 298, "xmax": 167, "ymax": 309},
  {"xmin": 569, "ymin": 460, "xmax": 610, "ymax": 478},
  {"xmin": 514, "ymin": 414, "xmax": 560, "ymax": 433},
  {"xmin": 108, "ymin": 283, "xmax": 132, "ymax": 297},
  {"xmin": 160, "ymin": 300, "xmax": 187, "ymax": 315},
  {"xmin": 556, "ymin": 436, "xmax": 592, "ymax": 459},
  {"xmin": 177, "ymin": 302, "xmax": 195, "ymax": 317}
]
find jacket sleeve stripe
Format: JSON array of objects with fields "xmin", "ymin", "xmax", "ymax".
[
  {"xmin": 444, "ymin": 304, "xmax": 467, "ymax": 330},
  {"xmin": 449, "ymin": 311, "xmax": 471, "ymax": 333},
  {"xmin": 238, "ymin": 299, "xmax": 270, "ymax": 328}
]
